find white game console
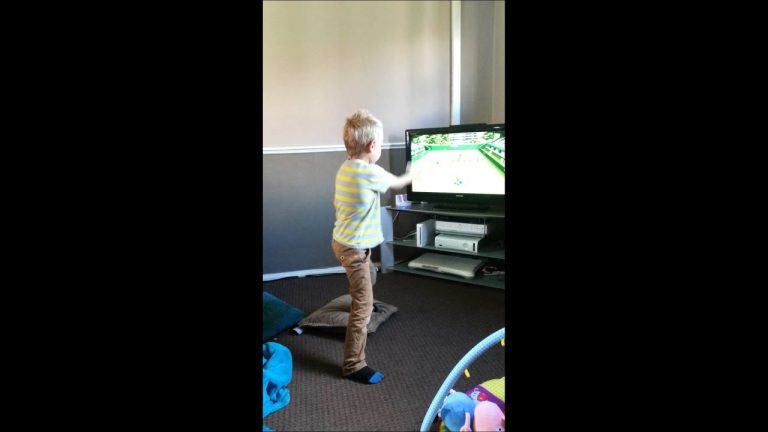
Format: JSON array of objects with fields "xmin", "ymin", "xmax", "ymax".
[
  {"xmin": 407, "ymin": 252, "xmax": 484, "ymax": 279},
  {"xmin": 416, "ymin": 219, "xmax": 436, "ymax": 247},
  {"xmin": 434, "ymin": 233, "xmax": 486, "ymax": 253}
]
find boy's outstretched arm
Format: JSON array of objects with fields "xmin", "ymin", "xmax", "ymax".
[{"xmin": 389, "ymin": 162, "xmax": 413, "ymax": 191}]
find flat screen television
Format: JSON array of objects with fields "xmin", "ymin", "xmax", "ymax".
[{"xmin": 405, "ymin": 123, "xmax": 505, "ymax": 211}]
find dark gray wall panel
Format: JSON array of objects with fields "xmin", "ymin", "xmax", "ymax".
[{"xmin": 263, "ymin": 149, "xmax": 407, "ymax": 275}]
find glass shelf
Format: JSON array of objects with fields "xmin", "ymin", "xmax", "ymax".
[{"xmin": 388, "ymin": 239, "xmax": 505, "ymax": 260}]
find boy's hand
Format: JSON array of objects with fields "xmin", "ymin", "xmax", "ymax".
[{"xmin": 390, "ymin": 162, "xmax": 414, "ymax": 190}]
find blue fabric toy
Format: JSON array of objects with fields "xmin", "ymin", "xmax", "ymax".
[
  {"xmin": 439, "ymin": 390, "xmax": 475, "ymax": 431},
  {"xmin": 263, "ymin": 342, "xmax": 293, "ymax": 419}
]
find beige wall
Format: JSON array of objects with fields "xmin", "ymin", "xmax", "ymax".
[
  {"xmin": 460, "ymin": 0, "xmax": 505, "ymax": 125},
  {"xmin": 491, "ymin": 0, "xmax": 505, "ymax": 123},
  {"xmin": 263, "ymin": 1, "xmax": 451, "ymax": 149}
]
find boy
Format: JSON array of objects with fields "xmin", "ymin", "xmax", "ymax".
[{"xmin": 332, "ymin": 109, "xmax": 413, "ymax": 384}]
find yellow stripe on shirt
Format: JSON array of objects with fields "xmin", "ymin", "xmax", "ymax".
[{"xmin": 334, "ymin": 193, "xmax": 367, "ymax": 204}]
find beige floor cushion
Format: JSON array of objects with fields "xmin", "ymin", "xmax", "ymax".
[{"xmin": 294, "ymin": 294, "xmax": 398, "ymax": 334}]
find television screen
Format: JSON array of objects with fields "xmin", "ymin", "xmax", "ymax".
[{"xmin": 406, "ymin": 124, "xmax": 505, "ymax": 209}]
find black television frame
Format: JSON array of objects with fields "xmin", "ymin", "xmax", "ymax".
[{"xmin": 405, "ymin": 123, "xmax": 505, "ymax": 211}]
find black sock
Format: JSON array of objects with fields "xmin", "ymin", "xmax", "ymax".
[{"xmin": 344, "ymin": 366, "xmax": 384, "ymax": 384}]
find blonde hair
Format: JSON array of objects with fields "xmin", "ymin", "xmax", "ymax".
[{"xmin": 343, "ymin": 109, "xmax": 383, "ymax": 157}]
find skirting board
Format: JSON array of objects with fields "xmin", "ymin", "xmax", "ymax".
[{"xmin": 263, "ymin": 263, "xmax": 381, "ymax": 282}]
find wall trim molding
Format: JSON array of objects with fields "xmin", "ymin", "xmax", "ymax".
[
  {"xmin": 262, "ymin": 262, "xmax": 382, "ymax": 282},
  {"xmin": 263, "ymin": 142, "xmax": 405, "ymax": 155},
  {"xmin": 262, "ymin": 266, "xmax": 346, "ymax": 281}
]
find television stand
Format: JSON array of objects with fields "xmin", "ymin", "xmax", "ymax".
[{"xmin": 380, "ymin": 205, "xmax": 505, "ymax": 289}]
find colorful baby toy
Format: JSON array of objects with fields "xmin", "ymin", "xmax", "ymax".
[
  {"xmin": 465, "ymin": 377, "xmax": 505, "ymax": 412},
  {"xmin": 438, "ymin": 377, "xmax": 506, "ymax": 432}
]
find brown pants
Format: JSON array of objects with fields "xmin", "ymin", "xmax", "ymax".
[{"xmin": 332, "ymin": 239, "xmax": 377, "ymax": 376}]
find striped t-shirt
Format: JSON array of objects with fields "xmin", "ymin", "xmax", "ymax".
[{"xmin": 332, "ymin": 159, "xmax": 396, "ymax": 249}]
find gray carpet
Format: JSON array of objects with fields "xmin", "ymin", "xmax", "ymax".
[{"xmin": 262, "ymin": 271, "xmax": 506, "ymax": 431}]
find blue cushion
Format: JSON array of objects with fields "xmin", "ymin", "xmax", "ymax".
[{"xmin": 263, "ymin": 292, "xmax": 305, "ymax": 341}]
